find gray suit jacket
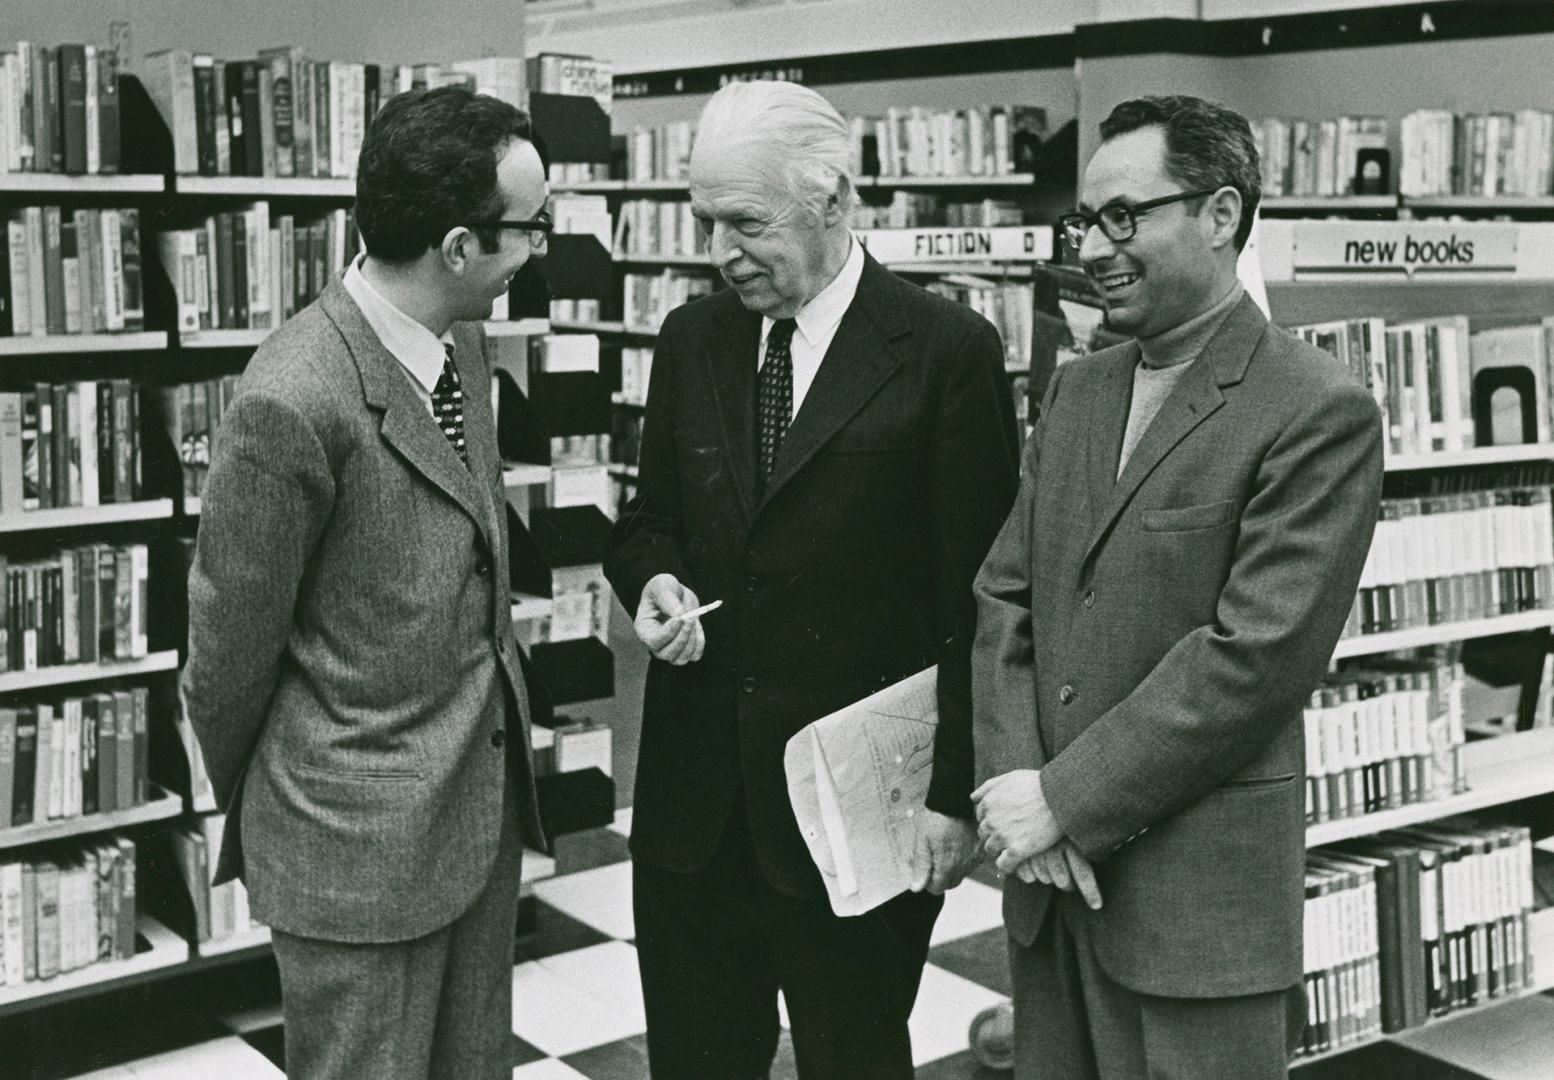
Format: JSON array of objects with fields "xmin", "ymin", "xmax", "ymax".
[
  {"xmin": 181, "ymin": 278, "xmax": 544, "ymax": 944},
  {"xmin": 973, "ymin": 295, "xmax": 1383, "ymax": 998}
]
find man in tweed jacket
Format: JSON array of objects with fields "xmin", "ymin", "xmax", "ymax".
[
  {"xmin": 181, "ymin": 87, "xmax": 547, "ymax": 1080},
  {"xmin": 973, "ymin": 96, "xmax": 1383, "ymax": 1079}
]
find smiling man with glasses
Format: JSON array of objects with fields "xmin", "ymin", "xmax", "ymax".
[{"xmin": 972, "ymin": 95, "xmax": 1384, "ymax": 1080}]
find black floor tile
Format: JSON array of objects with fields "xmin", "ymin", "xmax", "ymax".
[
  {"xmin": 565, "ymin": 1033, "xmax": 651, "ymax": 1078},
  {"xmin": 508, "ymin": 1032, "xmax": 549, "ymax": 1068},
  {"xmin": 915, "ymin": 1048, "xmax": 1011, "ymax": 1079},
  {"xmin": 929, "ymin": 927, "xmax": 1012, "ymax": 998},
  {"xmin": 1292, "ymin": 1041, "xmax": 1493, "ymax": 1079},
  {"xmin": 515, "ymin": 900, "xmax": 615, "ymax": 962},
  {"xmin": 240, "ymin": 1024, "xmax": 286, "ymax": 1070},
  {"xmin": 552, "ymin": 828, "xmax": 632, "ymax": 875}
]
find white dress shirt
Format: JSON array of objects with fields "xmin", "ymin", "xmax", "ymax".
[
  {"xmin": 342, "ymin": 254, "xmax": 454, "ymax": 416},
  {"xmin": 758, "ymin": 234, "xmax": 865, "ymax": 421}
]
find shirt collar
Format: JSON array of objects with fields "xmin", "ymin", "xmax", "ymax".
[
  {"xmin": 763, "ymin": 233, "xmax": 865, "ymax": 349},
  {"xmin": 343, "ymin": 254, "xmax": 455, "ymax": 395},
  {"xmin": 1136, "ymin": 280, "xmax": 1244, "ymax": 370}
]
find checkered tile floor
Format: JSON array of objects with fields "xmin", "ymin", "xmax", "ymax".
[{"xmin": 7, "ymin": 810, "xmax": 1552, "ymax": 1078}]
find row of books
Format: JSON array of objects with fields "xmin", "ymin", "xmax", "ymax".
[
  {"xmin": 924, "ymin": 276, "xmax": 1033, "ymax": 371},
  {"xmin": 622, "ymin": 271, "xmax": 715, "ymax": 334},
  {"xmin": 1291, "ymin": 317, "xmax": 1554, "ymax": 459},
  {"xmin": 150, "ymin": 376, "xmax": 238, "ymax": 501},
  {"xmin": 527, "ymin": 53, "xmax": 613, "ymax": 113},
  {"xmin": 0, "ymin": 43, "xmax": 123, "ymax": 176},
  {"xmin": 618, "ymin": 346, "xmax": 652, "ymax": 408},
  {"xmin": 550, "ymin": 435, "xmax": 613, "ymax": 470},
  {"xmin": 144, "ymin": 813, "xmax": 256, "ymax": 945},
  {"xmin": 1400, "ymin": 109, "xmax": 1554, "ymax": 198},
  {"xmin": 0, "ymin": 835, "xmax": 139, "ymax": 987},
  {"xmin": 0, "ymin": 687, "xmax": 151, "ymax": 831},
  {"xmin": 1345, "ymin": 486, "xmax": 1554, "ymax": 638},
  {"xmin": 1300, "ymin": 821, "xmax": 1537, "ymax": 1057},
  {"xmin": 1252, "ymin": 115, "xmax": 1389, "ymax": 198},
  {"xmin": 549, "ymin": 194, "xmax": 612, "ymax": 254},
  {"xmin": 550, "ymin": 298, "xmax": 604, "ymax": 325},
  {"xmin": 615, "ymin": 199, "xmax": 708, "ymax": 260},
  {"xmin": 159, "ymin": 203, "xmax": 358, "ymax": 332},
  {"xmin": 849, "ymin": 194, "xmax": 1024, "ymax": 230},
  {"xmin": 2, "ymin": 206, "xmax": 144, "ymax": 337},
  {"xmin": 1305, "ymin": 658, "xmax": 1463, "ymax": 827},
  {"xmin": 532, "ymin": 566, "xmax": 610, "ymax": 646},
  {"xmin": 1, "ymin": 544, "xmax": 151, "ymax": 674},
  {"xmin": 0, "ymin": 381, "xmax": 143, "ymax": 515}
]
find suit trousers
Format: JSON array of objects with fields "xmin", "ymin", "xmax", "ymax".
[
  {"xmin": 269, "ymin": 768, "xmax": 523, "ymax": 1080},
  {"xmin": 633, "ymin": 797, "xmax": 943, "ymax": 1079},
  {"xmin": 1009, "ymin": 892, "xmax": 1305, "ymax": 1080}
]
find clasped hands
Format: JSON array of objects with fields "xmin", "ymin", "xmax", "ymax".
[{"xmin": 973, "ymin": 769, "xmax": 1102, "ymax": 910}]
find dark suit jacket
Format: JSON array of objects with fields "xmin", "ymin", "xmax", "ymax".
[
  {"xmin": 973, "ymin": 295, "xmax": 1383, "ymax": 998},
  {"xmin": 605, "ymin": 253, "xmax": 1019, "ymax": 895},
  {"xmin": 181, "ymin": 279, "xmax": 544, "ymax": 944}
]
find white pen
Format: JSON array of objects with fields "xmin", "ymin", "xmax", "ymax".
[{"xmin": 668, "ymin": 599, "xmax": 723, "ymax": 623}]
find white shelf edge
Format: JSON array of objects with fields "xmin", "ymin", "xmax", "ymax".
[
  {"xmin": 0, "ymin": 786, "xmax": 184, "ymax": 853},
  {"xmin": 0, "ymin": 332, "xmax": 167, "ymax": 356},
  {"xmin": 174, "ymin": 176, "xmax": 355, "ymax": 198},
  {"xmin": 1262, "ymin": 195, "xmax": 1400, "ymax": 211},
  {"xmin": 1332, "ymin": 611, "xmax": 1552, "ymax": 659},
  {"xmin": 0, "ymin": 173, "xmax": 165, "ymax": 194},
  {"xmin": 607, "ymin": 464, "xmax": 639, "ymax": 479},
  {"xmin": 1405, "ymin": 195, "xmax": 1554, "ymax": 212},
  {"xmin": 859, "ymin": 173, "xmax": 1036, "ymax": 188},
  {"xmin": 185, "ymin": 497, "xmax": 202, "ymax": 517},
  {"xmin": 0, "ymin": 914, "xmax": 189, "ymax": 1010},
  {"xmin": 550, "ymin": 320, "xmax": 659, "ymax": 337},
  {"xmin": 1307, "ymin": 728, "xmax": 1554, "ymax": 847},
  {"xmin": 511, "ymin": 594, "xmax": 555, "ymax": 622},
  {"xmin": 1385, "ymin": 444, "xmax": 1554, "ymax": 471},
  {"xmin": 521, "ymin": 847, "xmax": 558, "ymax": 887},
  {"xmin": 180, "ymin": 329, "xmax": 271, "ymax": 349},
  {"xmin": 194, "ymin": 925, "xmax": 272, "ymax": 958},
  {"xmin": 503, "ymin": 463, "xmax": 553, "ymax": 487},
  {"xmin": 0, "ymin": 651, "xmax": 181, "ymax": 695},
  {"xmin": 483, "ymin": 319, "xmax": 551, "ymax": 337},
  {"xmin": 613, "ymin": 252, "xmax": 714, "ymax": 266},
  {"xmin": 0, "ymin": 499, "xmax": 176, "ymax": 533}
]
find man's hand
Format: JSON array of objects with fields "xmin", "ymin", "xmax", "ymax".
[
  {"xmin": 1015, "ymin": 841, "xmax": 1102, "ymax": 910},
  {"xmin": 909, "ymin": 811, "xmax": 980, "ymax": 895},
  {"xmin": 633, "ymin": 573, "xmax": 707, "ymax": 666},
  {"xmin": 972, "ymin": 769, "xmax": 1064, "ymax": 872}
]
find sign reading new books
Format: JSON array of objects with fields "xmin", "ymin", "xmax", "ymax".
[{"xmin": 1292, "ymin": 221, "xmax": 1519, "ymax": 277}]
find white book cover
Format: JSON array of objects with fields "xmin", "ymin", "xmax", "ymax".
[
  {"xmin": 77, "ymin": 383, "xmax": 99, "ymax": 508},
  {"xmin": 49, "ymin": 704, "xmax": 66, "ymax": 819},
  {"xmin": 98, "ymin": 209, "xmax": 125, "ymax": 332},
  {"xmin": 0, "ymin": 861, "xmax": 24, "ymax": 986}
]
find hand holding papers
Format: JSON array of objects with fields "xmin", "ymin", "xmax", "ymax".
[{"xmin": 785, "ymin": 667, "xmax": 938, "ymax": 916}]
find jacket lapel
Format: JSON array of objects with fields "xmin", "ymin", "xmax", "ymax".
[
  {"xmin": 705, "ymin": 298, "xmax": 764, "ymax": 525},
  {"xmin": 319, "ymin": 280, "xmax": 494, "ymax": 545},
  {"xmin": 450, "ymin": 319, "xmax": 501, "ymax": 537},
  {"xmin": 1081, "ymin": 295, "xmax": 1268, "ymax": 566},
  {"xmin": 1084, "ymin": 343, "xmax": 1137, "ymax": 522},
  {"xmin": 759, "ymin": 256, "xmax": 907, "ymax": 510}
]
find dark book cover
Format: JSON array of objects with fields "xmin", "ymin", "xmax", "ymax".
[
  {"xmin": 56, "ymin": 45, "xmax": 90, "ymax": 175},
  {"xmin": 80, "ymin": 694, "xmax": 99, "ymax": 815},
  {"xmin": 96, "ymin": 691, "xmax": 118, "ymax": 814},
  {"xmin": 231, "ymin": 215, "xmax": 249, "ymax": 327},
  {"xmin": 119, "ymin": 208, "xmax": 144, "ymax": 331},
  {"xmin": 42, "ymin": 206, "xmax": 67, "ymax": 335},
  {"xmin": 98, "ymin": 50, "xmax": 121, "ymax": 175},
  {"xmin": 48, "ymin": 563, "xmax": 64, "ymax": 666},
  {"xmin": 97, "ymin": 382, "xmax": 116, "ymax": 504},
  {"xmin": 96, "ymin": 545, "xmax": 116, "ymax": 660},
  {"xmin": 51, "ymin": 383, "xmax": 71, "ymax": 509},
  {"xmin": 114, "ymin": 689, "xmax": 136, "ymax": 809},
  {"xmin": 112, "ymin": 379, "xmax": 135, "ymax": 503},
  {"xmin": 192, "ymin": 59, "xmax": 219, "ymax": 176},
  {"xmin": 22, "ymin": 388, "xmax": 44, "ymax": 511},
  {"xmin": 0, "ymin": 211, "xmax": 13, "ymax": 336},
  {"xmin": 77, "ymin": 544, "xmax": 100, "ymax": 664},
  {"xmin": 313, "ymin": 61, "xmax": 331, "ymax": 178},
  {"xmin": 240, "ymin": 61, "xmax": 264, "ymax": 178},
  {"xmin": 262, "ymin": 50, "xmax": 296, "ymax": 178},
  {"xmin": 223, "ymin": 61, "xmax": 248, "ymax": 176},
  {"xmin": 12, "ymin": 707, "xmax": 38, "ymax": 826},
  {"xmin": 34, "ymin": 46, "xmax": 60, "ymax": 173},
  {"xmin": 0, "ymin": 708, "xmax": 15, "ymax": 828},
  {"xmin": 114, "ymin": 838, "xmax": 136, "ymax": 958},
  {"xmin": 214, "ymin": 213, "xmax": 236, "ymax": 328},
  {"xmin": 132, "ymin": 684, "xmax": 149, "ymax": 805},
  {"xmin": 364, "ymin": 64, "xmax": 381, "ymax": 127}
]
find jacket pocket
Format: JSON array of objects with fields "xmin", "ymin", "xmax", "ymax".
[
  {"xmin": 293, "ymin": 760, "xmax": 422, "ymax": 782},
  {"xmin": 1220, "ymin": 772, "xmax": 1298, "ymax": 791},
  {"xmin": 1141, "ymin": 498, "xmax": 1237, "ymax": 533}
]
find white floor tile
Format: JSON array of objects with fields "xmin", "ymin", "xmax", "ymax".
[
  {"xmin": 64, "ymin": 1068, "xmax": 138, "ymax": 1080},
  {"xmin": 121, "ymin": 1036, "xmax": 284, "ymax": 1080},
  {"xmin": 608, "ymin": 808, "xmax": 633, "ymax": 838},
  {"xmin": 512, "ymin": 1061, "xmax": 591, "ymax": 1080},
  {"xmin": 907, "ymin": 963, "xmax": 1009, "ymax": 1067},
  {"xmin": 511, "ymin": 942, "xmax": 646, "ymax": 1057},
  {"xmin": 534, "ymin": 861, "xmax": 635, "ymax": 940},
  {"xmin": 930, "ymin": 877, "xmax": 1004, "ymax": 947},
  {"xmin": 778, "ymin": 990, "xmax": 791, "ymax": 1030},
  {"xmin": 1396, "ymin": 993, "xmax": 1554, "ymax": 1080}
]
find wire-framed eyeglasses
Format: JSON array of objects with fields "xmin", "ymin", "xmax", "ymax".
[{"xmin": 1056, "ymin": 187, "xmax": 1223, "ymax": 249}]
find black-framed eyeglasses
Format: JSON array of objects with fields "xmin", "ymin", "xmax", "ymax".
[
  {"xmin": 1056, "ymin": 187, "xmax": 1222, "ymax": 250},
  {"xmin": 472, "ymin": 215, "xmax": 554, "ymax": 248}
]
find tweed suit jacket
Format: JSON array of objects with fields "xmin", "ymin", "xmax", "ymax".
[
  {"xmin": 181, "ymin": 277, "xmax": 544, "ymax": 945},
  {"xmin": 973, "ymin": 294, "xmax": 1383, "ymax": 998},
  {"xmin": 604, "ymin": 253, "xmax": 1020, "ymax": 896}
]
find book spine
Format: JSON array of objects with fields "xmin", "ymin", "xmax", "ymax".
[{"xmin": 56, "ymin": 45, "xmax": 88, "ymax": 175}]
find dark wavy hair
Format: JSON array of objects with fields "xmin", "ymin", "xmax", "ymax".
[
  {"xmin": 1099, "ymin": 95, "xmax": 1262, "ymax": 251},
  {"xmin": 355, "ymin": 85, "xmax": 549, "ymax": 262}
]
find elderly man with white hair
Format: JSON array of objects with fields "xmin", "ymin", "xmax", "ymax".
[{"xmin": 604, "ymin": 80, "xmax": 1019, "ymax": 1078}]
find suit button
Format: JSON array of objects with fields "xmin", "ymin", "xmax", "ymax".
[
  {"xmin": 1059, "ymin": 685, "xmax": 1076, "ymax": 705},
  {"xmin": 491, "ymin": 729, "xmax": 506, "ymax": 748},
  {"xmin": 497, "ymin": 639, "xmax": 509, "ymax": 657},
  {"xmin": 475, "ymin": 558, "xmax": 490, "ymax": 577},
  {"xmin": 1083, "ymin": 589, "xmax": 1094, "ymax": 608},
  {"xmin": 745, "ymin": 576, "xmax": 759, "ymax": 593},
  {"xmin": 742, "ymin": 676, "xmax": 757, "ymax": 694}
]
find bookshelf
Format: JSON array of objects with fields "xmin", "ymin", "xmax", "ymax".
[
  {"xmin": 1385, "ymin": 445, "xmax": 1554, "ymax": 472},
  {"xmin": 1333, "ymin": 612, "xmax": 1554, "ymax": 661},
  {"xmin": 0, "ymin": 651, "xmax": 180, "ymax": 695},
  {"xmin": 0, "ymin": 914, "xmax": 189, "ymax": 1018},
  {"xmin": 0, "ymin": 175, "xmax": 165, "ymax": 195},
  {"xmin": 178, "ymin": 329, "xmax": 272, "ymax": 349},
  {"xmin": 0, "ymin": 499, "xmax": 175, "ymax": 532},
  {"xmin": 0, "ymin": 333, "xmax": 168, "ymax": 356},
  {"xmin": 503, "ymin": 463, "xmax": 554, "ymax": 488},
  {"xmin": 0, "ymin": 786, "xmax": 183, "ymax": 854},
  {"xmin": 511, "ymin": 593, "xmax": 555, "ymax": 622},
  {"xmin": 484, "ymin": 318, "xmax": 552, "ymax": 338},
  {"xmin": 192, "ymin": 925, "xmax": 273, "ymax": 960},
  {"xmin": 172, "ymin": 177, "xmax": 356, "ymax": 199}
]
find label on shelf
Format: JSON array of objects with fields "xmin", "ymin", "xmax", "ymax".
[
  {"xmin": 1286, "ymin": 221, "xmax": 1520, "ymax": 278},
  {"xmin": 857, "ymin": 226, "xmax": 1052, "ymax": 264}
]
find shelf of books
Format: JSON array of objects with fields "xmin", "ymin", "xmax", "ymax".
[
  {"xmin": 1307, "ymin": 728, "xmax": 1554, "ymax": 848},
  {"xmin": 1261, "ymin": 195, "xmax": 1399, "ymax": 214},
  {"xmin": 0, "ymin": 175, "xmax": 165, "ymax": 195},
  {"xmin": 0, "ymin": 914, "xmax": 189, "ymax": 1016},
  {"xmin": 0, "ymin": 786, "xmax": 183, "ymax": 854},
  {"xmin": 0, "ymin": 499, "xmax": 175, "ymax": 533},
  {"xmin": 172, "ymin": 177, "xmax": 356, "ymax": 199},
  {"xmin": 1405, "ymin": 196, "xmax": 1554, "ymax": 214},
  {"xmin": 0, "ymin": 333, "xmax": 167, "ymax": 357},
  {"xmin": 550, "ymin": 319, "xmax": 651, "ymax": 337},
  {"xmin": 1385, "ymin": 445, "xmax": 1554, "ymax": 472},
  {"xmin": 0, "ymin": 652, "xmax": 180, "ymax": 696},
  {"xmin": 1334, "ymin": 613, "xmax": 1554, "ymax": 661},
  {"xmin": 858, "ymin": 174, "xmax": 1036, "ymax": 189},
  {"xmin": 178, "ymin": 329, "xmax": 271, "ymax": 350}
]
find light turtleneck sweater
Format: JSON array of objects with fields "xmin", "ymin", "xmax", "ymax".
[{"xmin": 1116, "ymin": 281, "xmax": 1245, "ymax": 479}]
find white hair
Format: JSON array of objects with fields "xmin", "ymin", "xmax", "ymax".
[{"xmin": 691, "ymin": 80, "xmax": 855, "ymax": 217}]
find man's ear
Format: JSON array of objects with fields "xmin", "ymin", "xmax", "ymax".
[
  {"xmin": 1208, "ymin": 186, "xmax": 1242, "ymax": 251},
  {"xmin": 821, "ymin": 174, "xmax": 853, "ymax": 227},
  {"xmin": 440, "ymin": 226, "xmax": 473, "ymax": 271}
]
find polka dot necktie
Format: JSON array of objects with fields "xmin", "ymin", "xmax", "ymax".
[
  {"xmin": 433, "ymin": 343, "xmax": 469, "ymax": 468},
  {"xmin": 756, "ymin": 318, "xmax": 797, "ymax": 497}
]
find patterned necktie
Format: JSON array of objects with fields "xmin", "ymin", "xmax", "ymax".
[
  {"xmin": 433, "ymin": 343, "xmax": 469, "ymax": 468},
  {"xmin": 756, "ymin": 318, "xmax": 797, "ymax": 496}
]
